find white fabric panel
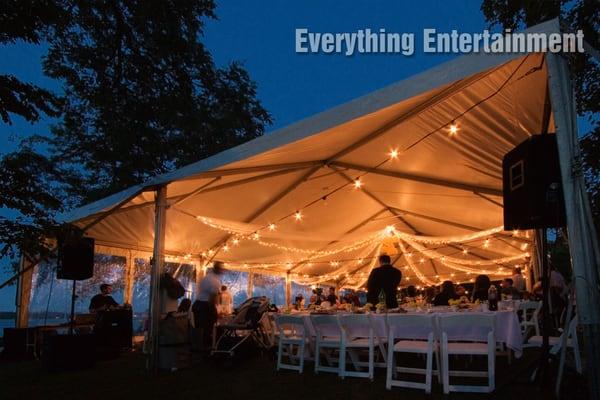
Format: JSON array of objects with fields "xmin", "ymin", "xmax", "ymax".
[{"xmin": 547, "ymin": 53, "xmax": 600, "ymax": 325}]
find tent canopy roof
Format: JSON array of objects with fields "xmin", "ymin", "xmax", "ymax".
[{"xmin": 63, "ymin": 19, "xmax": 562, "ymax": 287}]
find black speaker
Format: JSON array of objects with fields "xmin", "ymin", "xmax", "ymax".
[
  {"xmin": 2, "ymin": 327, "xmax": 31, "ymax": 359},
  {"xmin": 502, "ymin": 134, "xmax": 566, "ymax": 230},
  {"xmin": 57, "ymin": 237, "xmax": 95, "ymax": 280},
  {"xmin": 42, "ymin": 334, "xmax": 96, "ymax": 371}
]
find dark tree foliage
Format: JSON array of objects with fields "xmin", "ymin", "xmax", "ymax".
[
  {"xmin": 0, "ymin": 1, "xmax": 271, "ymax": 272},
  {"xmin": 480, "ymin": 0, "xmax": 600, "ymax": 232},
  {"xmin": 0, "ymin": 0, "xmax": 64, "ymax": 124},
  {"xmin": 43, "ymin": 0, "xmax": 272, "ymax": 201},
  {"xmin": 0, "ymin": 144, "xmax": 67, "ymax": 260},
  {"xmin": 0, "ymin": 1, "xmax": 67, "ymax": 268}
]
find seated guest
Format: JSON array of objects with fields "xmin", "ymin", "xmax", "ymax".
[
  {"xmin": 433, "ymin": 280, "xmax": 458, "ymax": 306},
  {"xmin": 309, "ymin": 289, "xmax": 322, "ymax": 306},
  {"xmin": 423, "ymin": 286, "xmax": 437, "ymax": 303},
  {"xmin": 326, "ymin": 286, "xmax": 338, "ymax": 304},
  {"xmin": 89, "ymin": 283, "xmax": 119, "ymax": 312},
  {"xmin": 471, "ymin": 274, "xmax": 491, "ymax": 302},
  {"xmin": 406, "ymin": 285, "xmax": 418, "ymax": 299},
  {"xmin": 455, "ymin": 285, "xmax": 467, "ymax": 297},
  {"xmin": 344, "ymin": 290, "xmax": 361, "ymax": 306},
  {"xmin": 500, "ymin": 278, "xmax": 522, "ymax": 299},
  {"xmin": 293, "ymin": 294, "xmax": 305, "ymax": 310}
]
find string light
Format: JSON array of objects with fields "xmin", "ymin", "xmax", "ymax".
[
  {"xmin": 253, "ymin": 232, "xmax": 260, "ymax": 240},
  {"xmin": 232, "ymin": 238, "xmax": 240, "ymax": 245},
  {"xmin": 448, "ymin": 121, "xmax": 458, "ymax": 136},
  {"xmin": 389, "ymin": 149, "xmax": 399, "ymax": 159},
  {"xmin": 268, "ymin": 223, "xmax": 276, "ymax": 231},
  {"xmin": 294, "ymin": 211, "xmax": 303, "ymax": 221},
  {"xmin": 354, "ymin": 178, "xmax": 363, "ymax": 189}
]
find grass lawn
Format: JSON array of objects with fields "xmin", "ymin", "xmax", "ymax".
[{"xmin": 0, "ymin": 347, "xmax": 587, "ymax": 400}]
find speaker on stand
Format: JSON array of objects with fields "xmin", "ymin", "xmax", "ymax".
[
  {"xmin": 503, "ymin": 133, "xmax": 566, "ymax": 394},
  {"xmin": 57, "ymin": 235, "xmax": 95, "ymax": 335}
]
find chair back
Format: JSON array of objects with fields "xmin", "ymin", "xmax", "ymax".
[
  {"xmin": 519, "ymin": 301, "xmax": 541, "ymax": 320},
  {"xmin": 387, "ymin": 313, "xmax": 436, "ymax": 341},
  {"xmin": 310, "ymin": 314, "xmax": 341, "ymax": 338},
  {"xmin": 338, "ymin": 314, "xmax": 373, "ymax": 339},
  {"xmin": 438, "ymin": 313, "xmax": 495, "ymax": 343},
  {"xmin": 275, "ymin": 315, "xmax": 307, "ymax": 338}
]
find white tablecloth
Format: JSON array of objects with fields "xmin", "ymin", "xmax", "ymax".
[{"xmin": 283, "ymin": 309, "xmax": 523, "ymax": 358}]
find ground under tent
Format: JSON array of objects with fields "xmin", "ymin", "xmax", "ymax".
[{"xmin": 12, "ymin": 19, "xmax": 599, "ymax": 376}]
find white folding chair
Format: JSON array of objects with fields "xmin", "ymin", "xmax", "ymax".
[
  {"xmin": 312, "ymin": 314, "xmax": 343, "ymax": 375},
  {"xmin": 519, "ymin": 301, "xmax": 542, "ymax": 344},
  {"xmin": 439, "ymin": 314, "xmax": 496, "ymax": 394},
  {"xmin": 386, "ymin": 314, "xmax": 439, "ymax": 394},
  {"xmin": 528, "ymin": 315, "xmax": 582, "ymax": 374},
  {"xmin": 275, "ymin": 315, "xmax": 309, "ymax": 373},
  {"xmin": 338, "ymin": 314, "xmax": 375, "ymax": 380}
]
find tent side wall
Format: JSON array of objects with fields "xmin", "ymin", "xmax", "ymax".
[{"xmin": 547, "ymin": 52, "xmax": 600, "ymax": 398}]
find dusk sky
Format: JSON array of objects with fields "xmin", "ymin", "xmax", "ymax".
[{"xmin": 0, "ymin": 0, "xmax": 558, "ymax": 311}]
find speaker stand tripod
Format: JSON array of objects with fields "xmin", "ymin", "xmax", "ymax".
[{"xmin": 68, "ymin": 279, "xmax": 77, "ymax": 335}]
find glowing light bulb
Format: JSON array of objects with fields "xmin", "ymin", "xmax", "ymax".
[
  {"xmin": 389, "ymin": 149, "xmax": 399, "ymax": 159},
  {"xmin": 462, "ymin": 248, "xmax": 468, "ymax": 255},
  {"xmin": 268, "ymin": 223, "xmax": 276, "ymax": 231},
  {"xmin": 420, "ymin": 258, "xmax": 425, "ymax": 264},
  {"xmin": 253, "ymin": 232, "xmax": 260, "ymax": 240},
  {"xmin": 483, "ymin": 239, "xmax": 490, "ymax": 248},
  {"xmin": 232, "ymin": 238, "xmax": 240, "ymax": 245},
  {"xmin": 294, "ymin": 211, "xmax": 303, "ymax": 221},
  {"xmin": 357, "ymin": 259, "xmax": 363, "ymax": 265},
  {"xmin": 354, "ymin": 178, "xmax": 362, "ymax": 189},
  {"xmin": 223, "ymin": 244, "xmax": 229, "ymax": 252},
  {"xmin": 449, "ymin": 121, "xmax": 458, "ymax": 135}
]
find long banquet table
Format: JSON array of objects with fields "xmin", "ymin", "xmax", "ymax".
[{"xmin": 282, "ymin": 308, "xmax": 523, "ymax": 358}]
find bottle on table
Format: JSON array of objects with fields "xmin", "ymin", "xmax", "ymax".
[
  {"xmin": 378, "ymin": 289, "xmax": 387, "ymax": 312},
  {"xmin": 488, "ymin": 285, "xmax": 498, "ymax": 311}
]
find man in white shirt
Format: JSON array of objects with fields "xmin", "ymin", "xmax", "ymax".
[
  {"xmin": 511, "ymin": 266, "xmax": 526, "ymax": 291},
  {"xmin": 192, "ymin": 261, "xmax": 224, "ymax": 349}
]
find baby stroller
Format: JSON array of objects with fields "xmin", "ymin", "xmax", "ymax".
[{"xmin": 211, "ymin": 296, "xmax": 272, "ymax": 360}]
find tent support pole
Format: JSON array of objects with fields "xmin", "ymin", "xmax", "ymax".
[
  {"xmin": 329, "ymin": 160, "xmax": 502, "ymax": 196},
  {"xmin": 123, "ymin": 250, "xmax": 135, "ymax": 305},
  {"xmin": 147, "ymin": 186, "xmax": 167, "ymax": 373},
  {"xmin": 247, "ymin": 273, "xmax": 254, "ymax": 298},
  {"xmin": 15, "ymin": 253, "xmax": 33, "ymax": 328},
  {"xmin": 285, "ymin": 273, "xmax": 292, "ymax": 306}
]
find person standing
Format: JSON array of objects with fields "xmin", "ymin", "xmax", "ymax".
[
  {"xmin": 89, "ymin": 283, "xmax": 119, "ymax": 312},
  {"xmin": 512, "ymin": 267, "xmax": 526, "ymax": 291},
  {"xmin": 326, "ymin": 286, "xmax": 338, "ymax": 305},
  {"xmin": 366, "ymin": 254, "xmax": 402, "ymax": 308},
  {"xmin": 192, "ymin": 261, "xmax": 224, "ymax": 350}
]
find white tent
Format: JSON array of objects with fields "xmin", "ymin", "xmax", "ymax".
[
  {"xmin": 59, "ymin": 23, "xmax": 557, "ymax": 288},
  {"xmin": 14, "ymin": 18, "xmax": 600, "ymax": 376}
]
